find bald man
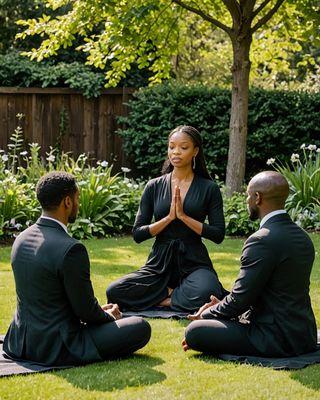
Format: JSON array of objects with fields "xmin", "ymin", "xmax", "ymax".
[{"xmin": 183, "ymin": 171, "xmax": 317, "ymax": 357}]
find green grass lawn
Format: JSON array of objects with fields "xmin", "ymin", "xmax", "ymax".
[{"xmin": 0, "ymin": 234, "xmax": 319, "ymax": 400}]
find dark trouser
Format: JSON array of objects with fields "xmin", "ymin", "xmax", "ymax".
[
  {"xmin": 107, "ymin": 268, "xmax": 225, "ymax": 313},
  {"xmin": 185, "ymin": 318, "xmax": 259, "ymax": 355},
  {"xmin": 171, "ymin": 269, "xmax": 225, "ymax": 312},
  {"xmin": 88, "ymin": 316, "xmax": 151, "ymax": 359}
]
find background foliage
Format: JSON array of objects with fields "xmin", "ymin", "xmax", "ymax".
[
  {"xmin": 0, "ymin": 124, "xmax": 143, "ymax": 240},
  {"xmin": 14, "ymin": 1, "xmax": 320, "ymax": 91},
  {"xmin": 118, "ymin": 83, "xmax": 320, "ymax": 181},
  {"xmin": 174, "ymin": 6, "xmax": 320, "ymax": 92},
  {"xmin": 1, "ymin": 121, "xmax": 319, "ymax": 240},
  {"xmin": 0, "ymin": 51, "xmax": 150, "ymax": 97}
]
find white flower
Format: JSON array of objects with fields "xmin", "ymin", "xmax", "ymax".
[
  {"xmin": 16, "ymin": 113, "xmax": 25, "ymax": 120},
  {"xmin": 215, "ymin": 174, "xmax": 219, "ymax": 180},
  {"xmin": 121, "ymin": 167, "xmax": 131, "ymax": 173},
  {"xmin": 307, "ymin": 144, "xmax": 317, "ymax": 151},
  {"xmin": 1, "ymin": 154, "xmax": 9, "ymax": 162},
  {"xmin": 10, "ymin": 218, "xmax": 16, "ymax": 226},
  {"xmin": 100, "ymin": 161, "xmax": 108, "ymax": 168},
  {"xmin": 266, "ymin": 158, "xmax": 275, "ymax": 165},
  {"xmin": 127, "ymin": 183, "xmax": 133, "ymax": 188},
  {"xmin": 4, "ymin": 169, "xmax": 10, "ymax": 174},
  {"xmin": 300, "ymin": 144, "xmax": 306, "ymax": 149},
  {"xmin": 290, "ymin": 153, "xmax": 300, "ymax": 163},
  {"xmin": 0, "ymin": 149, "xmax": 4, "ymax": 153},
  {"xmin": 15, "ymin": 223, "xmax": 22, "ymax": 230},
  {"xmin": 20, "ymin": 151, "xmax": 28, "ymax": 156},
  {"xmin": 47, "ymin": 155, "xmax": 55, "ymax": 163},
  {"xmin": 317, "ymin": 148, "xmax": 320, "ymax": 153}
]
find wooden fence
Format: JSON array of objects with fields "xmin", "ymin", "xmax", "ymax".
[{"xmin": 0, "ymin": 87, "xmax": 135, "ymax": 171}]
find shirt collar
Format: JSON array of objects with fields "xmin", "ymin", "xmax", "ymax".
[
  {"xmin": 260, "ymin": 210, "xmax": 287, "ymax": 228},
  {"xmin": 41, "ymin": 216, "xmax": 68, "ymax": 234}
]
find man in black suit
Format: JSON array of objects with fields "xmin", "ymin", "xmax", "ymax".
[
  {"xmin": 183, "ymin": 171, "xmax": 317, "ymax": 357},
  {"xmin": 4, "ymin": 172, "xmax": 151, "ymax": 366}
]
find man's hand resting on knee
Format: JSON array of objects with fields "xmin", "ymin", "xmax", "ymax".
[
  {"xmin": 187, "ymin": 295, "xmax": 220, "ymax": 321},
  {"xmin": 101, "ymin": 303, "xmax": 122, "ymax": 320},
  {"xmin": 182, "ymin": 295, "xmax": 220, "ymax": 352}
]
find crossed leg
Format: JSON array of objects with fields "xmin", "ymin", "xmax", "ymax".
[{"xmin": 185, "ymin": 318, "xmax": 259, "ymax": 355}]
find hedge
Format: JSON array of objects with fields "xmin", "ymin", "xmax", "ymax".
[{"xmin": 118, "ymin": 83, "xmax": 320, "ymax": 181}]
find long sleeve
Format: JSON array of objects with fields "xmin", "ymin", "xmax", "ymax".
[
  {"xmin": 62, "ymin": 243, "xmax": 113, "ymax": 324},
  {"xmin": 132, "ymin": 181, "xmax": 154, "ymax": 243},
  {"xmin": 203, "ymin": 234, "xmax": 275, "ymax": 320},
  {"xmin": 201, "ymin": 183, "xmax": 225, "ymax": 244}
]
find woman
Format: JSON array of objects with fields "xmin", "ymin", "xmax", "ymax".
[{"xmin": 107, "ymin": 125, "xmax": 227, "ymax": 312}]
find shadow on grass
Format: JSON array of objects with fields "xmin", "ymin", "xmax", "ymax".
[
  {"xmin": 54, "ymin": 354, "xmax": 166, "ymax": 392},
  {"xmin": 290, "ymin": 365, "xmax": 320, "ymax": 391}
]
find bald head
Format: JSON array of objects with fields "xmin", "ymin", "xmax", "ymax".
[{"xmin": 248, "ymin": 171, "xmax": 289, "ymax": 208}]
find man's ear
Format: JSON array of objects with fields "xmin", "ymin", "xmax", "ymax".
[
  {"xmin": 64, "ymin": 196, "xmax": 72, "ymax": 209},
  {"xmin": 255, "ymin": 191, "xmax": 262, "ymax": 205}
]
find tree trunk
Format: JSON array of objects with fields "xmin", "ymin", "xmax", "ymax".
[{"xmin": 225, "ymin": 34, "xmax": 252, "ymax": 195}]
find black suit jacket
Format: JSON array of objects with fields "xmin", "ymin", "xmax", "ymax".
[
  {"xmin": 205, "ymin": 213, "xmax": 317, "ymax": 356},
  {"xmin": 4, "ymin": 218, "xmax": 113, "ymax": 365}
]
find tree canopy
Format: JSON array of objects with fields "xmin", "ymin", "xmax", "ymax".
[
  {"xmin": 17, "ymin": 1, "xmax": 319, "ymax": 88},
  {"xmin": 15, "ymin": 0, "xmax": 320, "ymax": 193}
]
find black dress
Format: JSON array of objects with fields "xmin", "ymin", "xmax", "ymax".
[{"xmin": 107, "ymin": 172, "xmax": 227, "ymax": 312}]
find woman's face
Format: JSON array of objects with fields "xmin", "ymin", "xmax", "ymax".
[{"xmin": 168, "ymin": 131, "xmax": 199, "ymax": 169}]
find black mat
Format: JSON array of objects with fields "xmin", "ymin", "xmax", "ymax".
[
  {"xmin": 0, "ymin": 336, "xmax": 72, "ymax": 378},
  {"xmin": 122, "ymin": 306, "xmax": 188, "ymax": 319},
  {"xmin": 218, "ymin": 346, "xmax": 320, "ymax": 369},
  {"xmin": 216, "ymin": 330, "xmax": 320, "ymax": 370}
]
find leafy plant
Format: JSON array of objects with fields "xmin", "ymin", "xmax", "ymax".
[
  {"xmin": 0, "ymin": 121, "xmax": 143, "ymax": 240},
  {"xmin": 223, "ymin": 191, "xmax": 259, "ymax": 237},
  {"xmin": 272, "ymin": 145, "xmax": 320, "ymax": 209},
  {"xmin": 266, "ymin": 144, "xmax": 320, "ymax": 231}
]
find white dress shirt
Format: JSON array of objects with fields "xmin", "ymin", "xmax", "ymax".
[
  {"xmin": 259, "ymin": 210, "xmax": 287, "ymax": 228},
  {"xmin": 40, "ymin": 215, "xmax": 68, "ymax": 234}
]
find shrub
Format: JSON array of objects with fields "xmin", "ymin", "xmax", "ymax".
[
  {"xmin": 118, "ymin": 83, "xmax": 320, "ymax": 181},
  {"xmin": 223, "ymin": 191, "xmax": 259, "ymax": 236},
  {"xmin": 0, "ymin": 125, "xmax": 142, "ymax": 240},
  {"xmin": 0, "ymin": 51, "xmax": 149, "ymax": 97},
  {"xmin": 270, "ymin": 144, "xmax": 320, "ymax": 231}
]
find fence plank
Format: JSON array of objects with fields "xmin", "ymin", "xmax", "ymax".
[{"xmin": 0, "ymin": 88, "xmax": 135, "ymax": 170}]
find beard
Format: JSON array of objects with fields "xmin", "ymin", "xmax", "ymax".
[
  {"xmin": 68, "ymin": 205, "xmax": 78, "ymax": 223},
  {"xmin": 248, "ymin": 205, "xmax": 259, "ymax": 221},
  {"xmin": 68, "ymin": 214, "xmax": 77, "ymax": 224}
]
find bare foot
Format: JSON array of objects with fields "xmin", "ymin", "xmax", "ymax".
[
  {"xmin": 182, "ymin": 338, "xmax": 189, "ymax": 352},
  {"xmin": 158, "ymin": 297, "xmax": 172, "ymax": 307}
]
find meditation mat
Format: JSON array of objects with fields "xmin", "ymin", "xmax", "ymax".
[
  {"xmin": 122, "ymin": 306, "xmax": 189, "ymax": 319},
  {"xmin": 0, "ymin": 336, "xmax": 72, "ymax": 378},
  {"xmin": 217, "ymin": 330, "xmax": 320, "ymax": 370}
]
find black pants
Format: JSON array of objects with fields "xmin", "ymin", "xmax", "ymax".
[
  {"xmin": 88, "ymin": 316, "xmax": 151, "ymax": 359},
  {"xmin": 107, "ymin": 268, "xmax": 225, "ymax": 313},
  {"xmin": 185, "ymin": 318, "xmax": 259, "ymax": 355}
]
